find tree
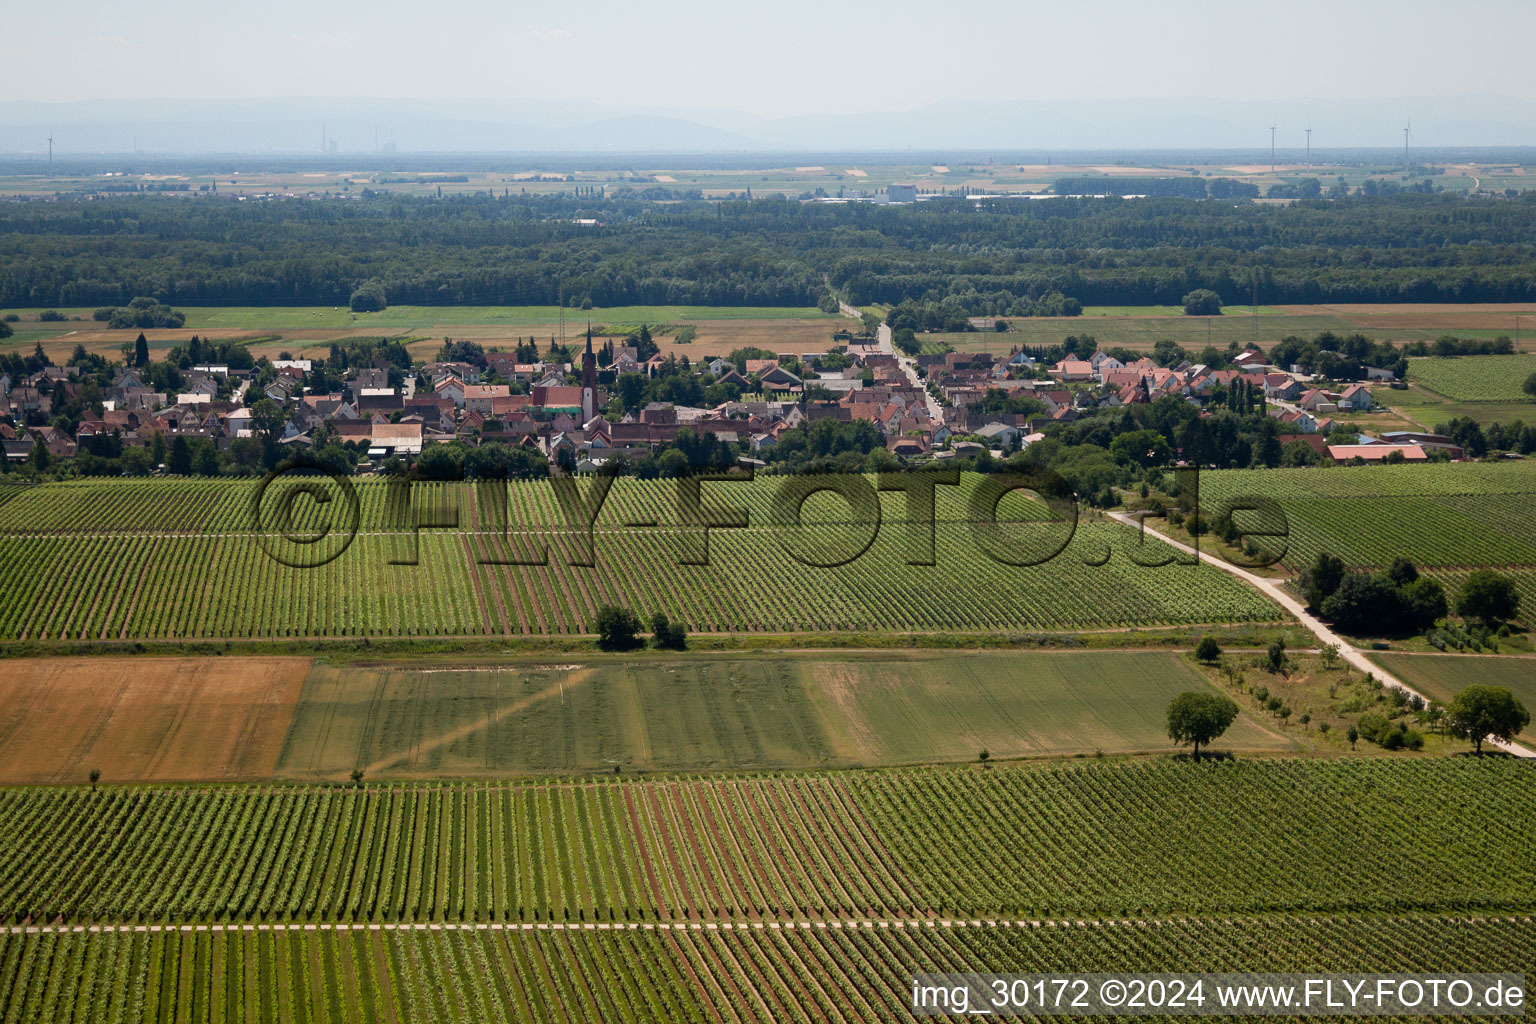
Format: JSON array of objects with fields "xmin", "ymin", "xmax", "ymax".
[
  {"xmin": 28, "ymin": 438, "xmax": 50, "ymax": 474},
  {"xmin": 168, "ymin": 436, "xmax": 192, "ymax": 476},
  {"xmin": 1166, "ymin": 691, "xmax": 1239, "ymax": 761},
  {"xmin": 1298, "ymin": 552, "xmax": 1345, "ymax": 610},
  {"xmin": 1182, "ymin": 289, "xmax": 1223, "ymax": 316},
  {"xmin": 88, "ymin": 768, "xmax": 100, "ymax": 792},
  {"xmin": 349, "ymin": 279, "xmax": 388, "ymax": 313},
  {"xmin": 1320, "ymin": 643, "xmax": 1340, "ymax": 670},
  {"xmin": 0, "ymin": 318, "xmax": 10, "ymax": 340},
  {"xmin": 1194, "ymin": 637, "xmax": 1221, "ymax": 663},
  {"xmin": 1446, "ymin": 685, "xmax": 1530, "ymax": 755},
  {"xmin": 1346, "ymin": 726, "xmax": 1358, "ymax": 750},
  {"xmin": 594, "ymin": 604, "xmax": 642, "ymax": 651},
  {"xmin": 1523, "ymin": 371, "xmax": 1536, "ymax": 400},
  {"xmin": 978, "ymin": 749, "xmax": 990, "ymax": 763},
  {"xmin": 249, "ymin": 398, "xmax": 286, "ymax": 443},
  {"xmin": 1264, "ymin": 639, "xmax": 1286, "ymax": 674},
  {"xmin": 350, "ymin": 769, "xmax": 365, "ymax": 788},
  {"xmin": 134, "ymin": 333, "xmax": 150, "ymax": 367},
  {"xmin": 1456, "ymin": 570, "xmax": 1521, "ymax": 626},
  {"xmin": 650, "ymin": 612, "xmax": 687, "ymax": 651}
]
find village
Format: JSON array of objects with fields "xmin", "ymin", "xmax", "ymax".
[{"xmin": 0, "ymin": 321, "xmax": 1476, "ymax": 473}]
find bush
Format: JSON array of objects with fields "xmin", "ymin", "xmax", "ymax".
[
  {"xmin": 39, "ymin": 309, "xmax": 67, "ymax": 322},
  {"xmin": 650, "ymin": 612, "xmax": 687, "ymax": 651}
]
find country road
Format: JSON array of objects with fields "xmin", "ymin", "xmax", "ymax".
[{"xmin": 1107, "ymin": 510, "xmax": 1536, "ymax": 759}]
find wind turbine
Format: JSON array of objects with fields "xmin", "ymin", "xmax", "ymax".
[
  {"xmin": 1269, "ymin": 119, "xmax": 1277, "ymax": 173},
  {"xmin": 47, "ymin": 133, "xmax": 53, "ymax": 168},
  {"xmin": 1305, "ymin": 124, "xmax": 1312, "ymax": 171},
  {"xmin": 1403, "ymin": 118, "xmax": 1412, "ymax": 170}
]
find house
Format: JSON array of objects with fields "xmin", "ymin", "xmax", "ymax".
[
  {"xmin": 974, "ymin": 422, "xmax": 1022, "ymax": 447},
  {"xmin": 1263, "ymin": 373, "xmax": 1301, "ymax": 400},
  {"xmin": 1050, "ymin": 360, "xmax": 1095, "ymax": 382},
  {"xmin": 1363, "ymin": 366, "xmax": 1398, "ymax": 382},
  {"xmin": 1378, "ymin": 431, "xmax": 1465, "ymax": 458},
  {"xmin": 1327, "ymin": 443, "xmax": 1427, "ymax": 463},
  {"xmin": 1338, "ymin": 384, "xmax": 1374, "ymax": 411},
  {"xmin": 369, "ymin": 421, "xmax": 423, "ymax": 457},
  {"xmin": 462, "ymin": 384, "xmax": 511, "ymax": 415},
  {"xmin": 532, "ymin": 385, "xmax": 584, "ymax": 412}
]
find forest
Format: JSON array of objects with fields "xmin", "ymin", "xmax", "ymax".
[{"xmin": 2, "ymin": 190, "xmax": 1536, "ymax": 310}]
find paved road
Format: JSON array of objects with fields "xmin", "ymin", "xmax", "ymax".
[
  {"xmin": 837, "ymin": 301, "xmax": 944, "ymax": 422},
  {"xmin": 1107, "ymin": 510, "xmax": 1535, "ymax": 759}
]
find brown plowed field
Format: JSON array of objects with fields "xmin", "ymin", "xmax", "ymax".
[{"xmin": 0, "ymin": 656, "xmax": 309, "ymax": 784}]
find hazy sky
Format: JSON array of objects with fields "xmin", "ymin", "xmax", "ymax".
[{"xmin": 11, "ymin": 0, "xmax": 1535, "ymax": 116}]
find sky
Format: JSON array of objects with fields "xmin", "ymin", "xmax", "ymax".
[{"xmin": 9, "ymin": 0, "xmax": 1536, "ymax": 117}]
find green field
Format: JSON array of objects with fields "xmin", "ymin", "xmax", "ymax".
[
  {"xmin": 2, "ymin": 914, "xmax": 1528, "ymax": 1024},
  {"xmin": 0, "ymin": 476, "xmax": 1284, "ymax": 641},
  {"xmin": 1368, "ymin": 383, "xmax": 1536, "ymax": 429},
  {"xmin": 1408, "ymin": 353, "xmax": 1536, "ymax": 402},
  {"xmin": 1372, "ymin": 653, "xmax": 1536, "ymax": 708},
  {"xmin": 0, "ymin": 303, "xmax": 836, "ymax": 333},
  {"xmin": 276, "ymin": 651, "xmax": 1293, "ymax": 779}
]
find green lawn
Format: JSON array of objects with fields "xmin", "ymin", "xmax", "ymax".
[{"xmin": 276, "ymin": 650, "xmax": 1294, "ymax": 779}]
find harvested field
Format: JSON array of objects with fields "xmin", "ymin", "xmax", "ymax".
[{"xmin": 0, "ymin": 657, "xmax": 309, "ymax": 784}]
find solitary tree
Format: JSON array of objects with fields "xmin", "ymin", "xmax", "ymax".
[
  {"xmin": 1320, "ymin": 643, "xmax": 1341, "ymax": 670},
  {"xmin": 1166, "ymin": 691, "xmax": 1240, "ymax": 761},
  {"xmin": 1346, "ymin": 726, "xmax": 1359, "ymax": 750},
  {"xmin": 1194, "ymin": 637, "xmax": 1222, "ymax": 663},
  {"xmin": 594, "ymin": 604, "xmax": 642, "ymax": 651},
  {"xmin": 1181, "ymin": 289, "xmax": 1223, "ymax": 316},
  {"xmin": 350, "ymin": 768, "xmax": 365, "ymax": 788},
  {"xmin": 1265, "ymin": 639, "xmax": 1287, "ymax": 674},
  {"xmin": 88, "ymin": 768, "xmax": 101, "ymax": 792},
  {"xmin": 134, "ymin": 332, "xmax": 149, "ymax": 367},
  {"xmin": 1456, "ymin": 571, "xmax": 1521, "ymax": 626},
  {"xmin": 1446, "ymin": 685, "xmax": 1530, "ymax": 756}
]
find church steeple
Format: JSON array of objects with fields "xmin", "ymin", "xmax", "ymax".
[{"xmin": 580, "ymin": 322, "xmax": 598, "ymax": 422}]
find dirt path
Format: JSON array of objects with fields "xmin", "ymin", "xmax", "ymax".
[
  {"xmin": 1107, "ymin": 511, "xmax": 1536, "ymax": 758},
  {"xmin": 362, "ymin": 670, "xmax": 589, "ymax": 775}
]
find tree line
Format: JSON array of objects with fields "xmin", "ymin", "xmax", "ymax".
[{"xmin": 3, "ymin": 191, "xmax": 1536, "ymax": 311}]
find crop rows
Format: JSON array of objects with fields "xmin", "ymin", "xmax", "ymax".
[
  {"xmin": 1200, "ymin": 461, "xmax": 1536, "ymax": 624},
  {"xmin": 1408, "ymin": 353, "xmax": 1536, "ymax": 402},
  {"xmin": 0, "ymin": 476, "xmax": 1281, "ymax": 638},
  {"xmin": 2, "ymin": 759, "xmax": 1533, "ymax": 927},
  {"xmin": 1, "ymin": 915, "xmax": 1533, "ymax": 1024}
]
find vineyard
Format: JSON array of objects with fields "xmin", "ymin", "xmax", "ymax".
[
  {"xmin": 1200, "ymin": 461, "xmax": 1536, "ymax": 625},
  {"xmin": 1408, "ymin": 354, "xmax": 1536, "ymax": 402},
  {"xmin": 2, "ymin": 914, "xmax": 1531, "ymax": 1024},
  {"xmin": 2, "ymin": 759, "xmax": 1532, "ymax": 926},
  {"xmin": 0, "ymin": 476, "xmax": 1283, "ymax": 640}
]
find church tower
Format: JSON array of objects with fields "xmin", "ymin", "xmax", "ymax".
[{"xmin": 580, "ymin": 324, "xmax": 598, "ymax": 422}]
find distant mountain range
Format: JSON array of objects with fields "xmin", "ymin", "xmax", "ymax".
[{"xmin": 3, "ymin": 96, "xmax": 1533, "ymax": 154}]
